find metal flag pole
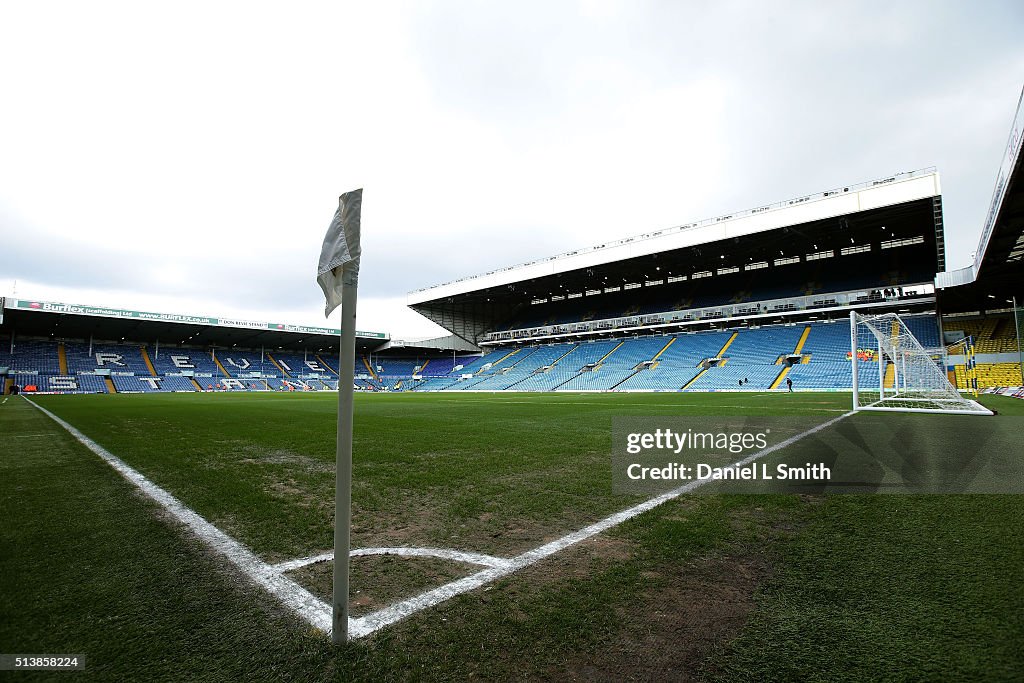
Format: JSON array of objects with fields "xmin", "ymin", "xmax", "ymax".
[
  {"xmin": 333, "ymin": 276, "xmax": 357, "ymax": 644},
  {"xmin": 316, "ymin": 189, "xmax": 363, "ymax": 645}
]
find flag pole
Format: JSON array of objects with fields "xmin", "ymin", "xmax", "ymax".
[
  {"xmin": 333, "ymin": 276, "xmax": 357, "ymax": 644},
  {"xmin": 316, "ymin": 188, "xmax": 362, "ymax": 645}
]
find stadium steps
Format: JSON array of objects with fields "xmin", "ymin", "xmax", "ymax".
[
  {"xmin": 104, "ymin": 378, "xmax": 116, "ymax": 393},
  {"xmin": 550, "ymin": 369, "xmax": 585, "ymax": 391},
  {"xmin": 650, "ymin": 337, "xmax": 677, "ymax": 367},
  {"xmin": 483, "ymin": 348, "xmax": 520, "ymax": 373},
  {"xmin": 544, "ymin": 341, "xmax": 621, "ymax": 390},
  {"xmin": 769, "ymin": 326, "xmax": 812, "ymax": 388},
  {"xmin": 4, "ymin": 377, "xmax": 12, "ymax": 395},
  {"xmin": 793, "ymin": 325, "xmax": 812, "ymax": 354},
  {"xmin": 140, "ymin": 347, "xmax": 158, "ymax": 376},
  {"xmin": 262, "ymin": 379, "xmax": 272, "ymax": 390},
  {"xmin": 503, "ymin": 372, "xmax": 542, "ymax": 391},
  {"xmin": 681, "ymin": 365, "xmax": 710, "ymax": 390},
  {"xmin": 718, "ymin": 331, "xmax": 739, "ymax": 356},
  {"xmin": 506, "ymin": 348, "xmax": 541, "ymax": 369},
  {"xmin": 769, "ymin": 366, "xmax": 791, "ymax": 390},
  {"xmin": 548, "ymin": 344, "xmax": 580, "ymax": 368},
  {"xmin": 57, "ymin": 343, "xmax": 68, "ymax": 374},
  {"xmin": 266, "ymin": 352, "xmax": 292, "ymax": 378},
  {"xmin": 189, "ymin": 377, "xmax": 203, "ymax": 391},
  {"xmin": 594, "ymin": 341, "xmax": 624, "ymax": 367},
  {"xmin": 609, "ymin": 365, "xmax": 644, "ymax": 390},
  {"xmin": 418, "ymin": 359, "xmax": 430, "ymax": 375},
  {"xmin": 361, "ymin": 356, "xmax": 378, "ymax": 381},
  {"xmin": 457, "ymin": 373, "xmax": 506, "ymax": 390},
  {"xmin": 316, "ymin": 355, "xmax": 338, "ymax": 376},
  {"xmin": 214, "ymin": 355, "xmax": 232, "ymax": 378},
  {"xmin": 683, "ymin": 331, "xmax": 740, "ymax": 385},
  {"xmin": 991, "ymin": 317, "xmax": 1009, "ymax": 344}
]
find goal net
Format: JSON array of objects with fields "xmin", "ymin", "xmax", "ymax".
[{"xmin": 850, "ymin": 311, "xmax": 992, "ymax": 415}]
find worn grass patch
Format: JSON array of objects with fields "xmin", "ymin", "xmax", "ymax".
[{"xmin": 288, "ymin": 555, "xmax": 476, "ymax": 617}]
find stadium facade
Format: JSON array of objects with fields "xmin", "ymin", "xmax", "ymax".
[{"xmin": 3, "ymin": 91, "xmax": 1023, "ymax": 396}]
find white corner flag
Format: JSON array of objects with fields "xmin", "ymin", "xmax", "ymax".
[
  {"xmin": 317, "ymin": 189, "xmax": 363, "ymax": 318},
  {"xmin": 317, "ymin": 188, "xmax": 362, "ymax": 644}
]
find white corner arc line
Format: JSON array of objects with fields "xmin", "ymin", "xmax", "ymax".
[
  {"xmin": 23, "ymin": 397, "xmax": 334, "ymax": 633},
  {"xmin": 349, "ymin": 411, "xmax": 854, "ymax": 639},
  {"xmin": 273, "ymin": 547, "xmax": 512, "ymax": 573},
  {"xmin": 352, "ymin": 547, "xmax": 513, "ymax": 569}
]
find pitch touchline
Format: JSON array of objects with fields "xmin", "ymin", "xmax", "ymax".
[{"xmin": 25, "ymin": 395, "xmax": 852, "ymax": 641}]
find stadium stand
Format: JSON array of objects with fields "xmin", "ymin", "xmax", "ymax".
[
  {"xmin": 64, "ymin": 342, "xmax": 152, "ymax": 375},
  {"xmin": 616, "ymin": 331, "xmax": 733, "ymax": 390},
  {"xmin": 216, "ymin": 350, "xmax": 279, "ymax": 378},
  {"xmin": 113, "ymin": 375, "xmax": 198, "ymax": 393},
  {"xmin": 150, "ymin": 348, "xmax": 221, "ymax": 376},
  {"xmin": 556, "ymin": 338, "xmax": 662, "ymax": 391},
  {"xmin": 512, "ymin": 339, "xmax": 618, "ymax": 391},
  {"xmin": 21, "ymin": 374, "xmax": 109, "ymax": 394},
  {"xmin": 1, "ymin": 340, "xmax": 61, "ymax": 374},
  {"xmin": 271, "ymin": 352, "xmax": 337, "ymax": 378},
  {"xmin": 943, "ymin": 316, "xmax": 1019, "ymax": 353},
  {"xmin": 0, "ymin": 314, "xmax": 958, "ymax": 394},
  {"xmin": 265, "ymin": 377, "xmax": 314, "ymax": 391}
]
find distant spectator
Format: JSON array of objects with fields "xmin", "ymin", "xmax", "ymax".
[
  {"xmin": 10, "ymin": 383, "xmax": 20, "ymax": 395},
  {"xmin": 786, "ymin": 377, "xmax": 793, "ymax": 392}
]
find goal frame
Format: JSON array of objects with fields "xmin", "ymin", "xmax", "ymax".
[{"xmin": 849, "ymin": 310, "xmax": 993, "ymax": 415}]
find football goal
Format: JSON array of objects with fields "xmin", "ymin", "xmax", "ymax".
[{"xmin": 850, "ymin": 311, "xmax": 993, "ymax": 415}]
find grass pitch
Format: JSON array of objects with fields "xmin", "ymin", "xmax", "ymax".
[{"xmin": 2, "ymin": 391, "xmax": 1022, "ymax": 681}]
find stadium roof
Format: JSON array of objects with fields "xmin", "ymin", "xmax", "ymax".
[
  {"xmin": 408, "ymin": 169, "xmax": 943, "ymax": 343},
  {"xmin": 0, "ymin": 298, "xmax": 389, "ymax": 354},
  {"xmin": 935, "ymin": 86, "xmax": 1024, "ymax": 312},
  {"xmin": 409, "ymin": 168, "xmax": 940, "ymax": 306}
]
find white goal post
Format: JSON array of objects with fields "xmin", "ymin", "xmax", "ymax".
[{"xmin": 850, "ymin": 311, "xmax": 993, "ymax": 415}]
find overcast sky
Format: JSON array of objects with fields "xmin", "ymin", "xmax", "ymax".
[{"xmin": 2, "ymin": 1, "xmax": 1022, "ymax": 339}]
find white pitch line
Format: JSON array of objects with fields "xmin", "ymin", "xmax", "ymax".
[
  {"xmin": 23, "ymin": 397, "xmax": 334, "ymax": 633},
  {"xmin": 273, "ymin": 547, "xmax": 512, "ymax": 573},
  {"xmin": 271, "ymin": 552, "xmax": 334, "ymax": 573},
  {"xmin": 353, "ymin": 546, "xmax": 512, "ymax": 568},
  {"xmin": 349, "ymin": 410, "xmax": 853, "ymax": 639}
]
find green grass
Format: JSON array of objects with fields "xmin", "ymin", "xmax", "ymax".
[{"xmin": 1, "ymin": 391, "xmax": 1021, "ymax": 680}]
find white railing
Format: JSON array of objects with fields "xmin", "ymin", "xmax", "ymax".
[{"xmin": 482, "ymin": 284, "xmax": 936, "ymax": 343}]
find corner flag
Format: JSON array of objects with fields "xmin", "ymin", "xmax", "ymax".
[
  {"xmin": 317, "ymin": 188, "xmax": 362, "ymax": 644},
  {"xmin": 317, "ymin": 189, "xmax": 362, "ymax": 318}
]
